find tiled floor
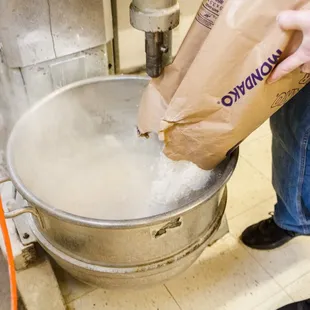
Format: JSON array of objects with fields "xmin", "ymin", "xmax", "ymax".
[{"xmin": 53, "ymin": 122, "xmax": 310, "ymax": 310}]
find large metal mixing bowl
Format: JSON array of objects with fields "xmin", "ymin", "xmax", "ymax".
[{"xmin": 5, "ymin": 76, "xmax": 238, "ymax": 288}]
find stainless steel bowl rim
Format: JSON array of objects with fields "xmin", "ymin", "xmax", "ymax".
[{"xmin": 6, "ymin": 75, "xmax": 238, "ymax": 228}]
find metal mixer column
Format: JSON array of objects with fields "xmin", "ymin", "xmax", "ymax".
[{"xmin": 130, "ymin": 0, "xmax": 180, "ymax": 77}]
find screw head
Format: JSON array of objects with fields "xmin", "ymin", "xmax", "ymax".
[{"xmin": 23, "ymin": 233, "xmax": 30, "ymax": 239}]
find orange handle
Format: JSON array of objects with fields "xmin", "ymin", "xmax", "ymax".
[{"xmin": 0, "ymin": 196, "xmax": 18, "ymax": 310}]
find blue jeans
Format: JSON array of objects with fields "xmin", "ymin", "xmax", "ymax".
[{"xmin": 271, "ymin": 83, "xmax": 310, "ymax": 234}]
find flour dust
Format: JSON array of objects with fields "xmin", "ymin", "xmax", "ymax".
[{"xmin": 15, "ymin": 97, "xmax": 212, "ymax": 220}]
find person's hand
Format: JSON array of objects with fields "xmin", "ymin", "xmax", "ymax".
[{"xmin": 268, "ymin": 10, "xmax": 310, "ymax": 84}]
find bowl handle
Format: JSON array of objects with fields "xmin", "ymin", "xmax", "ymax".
[
  {"xmin": 4, "ymin": 201, "xmax": 45, "ymax": 229},
  {"xmin": 154, "ymin": 217, "xmax": 182, "ymax": 238},
  {"xmin": 0, "ymin": 168, "xmax": 44, "ymax": 229}
]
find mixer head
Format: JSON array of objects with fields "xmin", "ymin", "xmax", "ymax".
[{"xmin": 129, "ymin": 0, "xmax": 180, "ymax": 77}]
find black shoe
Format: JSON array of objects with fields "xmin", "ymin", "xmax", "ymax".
[
  {"xmin": 277, "ymin": 299, "xmax": 310, "ymax": 310},
  {"xmin": 240, "ymin": 217, "xmax": 300, "ymax": 250}
]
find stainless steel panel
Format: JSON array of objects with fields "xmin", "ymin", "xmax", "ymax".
[
  {"xmin": 21, "ymin": 45, "xmax": 109, "ymax": 104},
  {"xmin": 49, "ymin": 0, "xmax": 113, "ymax": 57},
  {"xmin": 0, "ymin": 0, "xmax": 113, "ymax": 67},
  {"xmin": 0, "ymin": 0, "xmax": 55, "ymax": 67}
]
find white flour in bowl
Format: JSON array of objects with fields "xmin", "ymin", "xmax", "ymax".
[
  {"xmin": 23, "ymin": 133, "xmax": 211, "ymax": 220},
  {"xmin": 14, "ymin": 100, "xmax": 212, "ymax": 220},
  {"xmin": 149, "ymin": 153, "xmax": 212, "ymax": 214}
]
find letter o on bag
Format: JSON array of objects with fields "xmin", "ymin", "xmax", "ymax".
[
  {"xmin": 261, "ymin": 62, "xmax": 273, "ymax": 76},
  {"xmin": 221, "ymin": 95, "xmax": 234, "ymax": 107}
]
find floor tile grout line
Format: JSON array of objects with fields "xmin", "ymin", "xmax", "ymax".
[
  {"xmin": 282, "ymin": 269, "xmax": 310, "ymax": 292},
  {"xmin": 235, "ymin": 231, "xmax": 310, "ymax": 291},
  {"xmin": 250, "ymin": 290, "xmax": 293, "ymax": 310},
  {"xmin": 164, "ymin": 284, "xmax": 183, "ymax": 310},
  {"xmin": 228, "ymin": 234, "xmax": 285, "ymax": 292},
  {"xmin": 66, "ymin": 287, "xmax": 97, "ymax": 305},
  {"xmin": 240, "ymin": 154, "xmax": 272, "ymax": 181},
  {"xmin": 227, "ymin": 194, "xmax": 275, "ymax": 221},
  {"xmin": 231, "ymin": 232, "xmax": 309, "ymax": 298}
]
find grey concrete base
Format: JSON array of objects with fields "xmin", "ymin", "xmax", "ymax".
[{"xmin": 17, "ymin": 257, "xmax": 66, "ymax": 310}]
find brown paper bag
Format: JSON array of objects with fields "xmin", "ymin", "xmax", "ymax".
[{"xmin": 138, "ymin": 0, "xmax": 310, "ymax": 170}]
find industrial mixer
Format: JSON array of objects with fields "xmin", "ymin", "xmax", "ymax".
[{"xmin": 0, "ymin": 1, "xmax": 237, "ymax": 309}]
